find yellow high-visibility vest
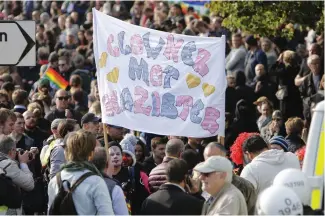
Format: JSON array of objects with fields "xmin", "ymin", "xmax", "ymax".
[{"xmin": 41, "ymin": 140, "xmax": 57, "ymax": 168}]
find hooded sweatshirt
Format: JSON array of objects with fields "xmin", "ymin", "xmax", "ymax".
[{"xmin": 240, "ymin": 149, "xmax": 300, "ymax": 195}]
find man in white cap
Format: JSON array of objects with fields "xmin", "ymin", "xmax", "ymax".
[
  {"xmin": 194, "ymin": 156, "xmax": 247, "ymax": 215},
  {"xmin": 204, "ymin": 142, "xmax": 257, "ymax": 215}
]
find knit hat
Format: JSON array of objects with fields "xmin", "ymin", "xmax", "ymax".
[
  {"xmin": 120, "ymin": 134, "xmax": 138, "ymax": 166},
  {"xmin": 269, "ymin": 136, "xmax": 288, "ymax": 152}
]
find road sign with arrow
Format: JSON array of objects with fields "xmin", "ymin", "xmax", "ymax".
[{"xmin": 0, "ymin": 21, "xmax": 36, "ymax": 66}]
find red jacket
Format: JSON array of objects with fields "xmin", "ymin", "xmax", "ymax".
[{"xmin": 148, "ymin": 157, "xmax": 175, "ymax": 192}]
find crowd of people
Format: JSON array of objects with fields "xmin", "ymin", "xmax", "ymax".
[{"xmin": 0, "ymin": 0, "xmax": 324, "ymax": 215}]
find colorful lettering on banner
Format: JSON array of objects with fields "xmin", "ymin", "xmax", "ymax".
[
  {"xmin": 130, "ymin": 34, "xmax": 144, "ymax": 55},
  {"xmin": 201, "ymin": 107, "xmax": 220, "ymax": 134},
  {"xmin": 181, "ymin": 41, "xmax": 196, "ymax": 66},
  {"xmin": 134, "ymin": 86, "xmax": 152, "ymax": 116},
  {"xmin": 194, "ymin": 49, "xmax": 211, "ymax": 77},
  {"xmin": 150, "ymin": 65, "xmax": 163, "ymax": 87},
  {"xmin": 176, "ymin": 95, "xmax": 193, "ymax": 121},
  {"xmin": 151, "ymin": 91, "xmax": 160, "ymax": 117},
  {"xmin": 163, "ymin": 66, "xmax": 179, "ymax": 89},
  {"xmin": 120, "ymin": 88, "xmax": 133, "ymax": 112},
  {"xmin": 94, "ymin": 9, "xmax": 226, "ymax": 137},
  {"xmin": 102, "ymin": 91, "xmax": 121, "ymax": 116},
  {"xmin": 128, "ymin": 57, "xmax": 149, "ymax": 86},
  {"xmin": 142, "ymin": 32, "xmax": 165, "ymax": 60},
  {"xmin": 117, "ymin": 31, "xmax": 131, "ymax": 55},
  {"xmin": 190, "ymin": 99, "xmax": 204, "ymax": 124},
  {"xmin": 164, "ymin": 34, "xmax": 184, "ymax": 63},
  {"xmin": 161, "ymin": 93, "xmax": 178, "ymax": 119},
  {"xmin": 107, "ymin": 34, "xmax": 120, "ymax": 57}
]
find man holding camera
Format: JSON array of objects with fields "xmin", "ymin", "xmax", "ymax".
[{"xmin": 0, "ymin": 135, "xmax": 34, "ymax": 215}]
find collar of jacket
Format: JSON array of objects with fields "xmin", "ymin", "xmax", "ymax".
[
  {"xmin": 161, "ymin": 183, "xmax": 186, "ymax": 192},
  {"xmin": 203, "ymin": 182, "xmax": 232, "ymax": 214},
  {"xmin": 162, "ymin": 156, "xmax": 177, "ymax": 163},
  {"xmin": 209, "ymin": 182, "xmax": 232, "ymax": 201}
]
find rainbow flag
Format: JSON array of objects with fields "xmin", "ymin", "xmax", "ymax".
[{"xmin": 43, "ymin": 67, "xmax": 69, "ymax": 89}]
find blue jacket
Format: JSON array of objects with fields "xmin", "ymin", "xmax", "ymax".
[{"xmin": 245, "ymin": 49, "xmax": 268, "ymax": 84}]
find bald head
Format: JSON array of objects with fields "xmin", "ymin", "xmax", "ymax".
[
  {"xmin": 204, "ymin": 142, "xmax": 227, "ymax": 160},
  {"xmin": 165, "ymin": 138, "xmax": 184, "ymax": 157},
  {"xmin": 55, "ymin": 89, "xmax": 68, "ymax": 98}
]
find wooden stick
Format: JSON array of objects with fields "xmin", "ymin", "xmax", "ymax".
[{"xmin": 103, "ymin": 125, "xmax": 110, "ymax": 160}]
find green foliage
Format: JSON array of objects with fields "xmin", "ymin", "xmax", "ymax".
[{"xmin": 208, "ymin": 1, "xmax": 324, "ymax": 38}]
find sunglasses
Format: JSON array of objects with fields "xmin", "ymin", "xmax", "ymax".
[
  {"xmin": 272, "ymin": 118, "xmax": 282, "ymax": 121},
  {"xmin": 57, "ymin": 96, "xmax": 69, "ymax": 101}
]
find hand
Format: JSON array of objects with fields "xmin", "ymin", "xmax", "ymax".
[
  {"xmin": 18, "ymin": 150, "xmax": 31, "ymax": 163},
  {"xmin": 185, "ymin": 177, "xmax": 200, "ymax": 194},
  {"xmin": 30, "ymin": 147, "xmax": 39, "ymax": 155},
  {"xmin": 255, "ymin": 81, "xmax": 262, "ymax": 93},
  {"xmin": 270, "ymin": 121, "xmax": 279, "ymax": 134},
  {"xmin": 65, "ymin": 109, "xmax": 73, "ymax": 118}
]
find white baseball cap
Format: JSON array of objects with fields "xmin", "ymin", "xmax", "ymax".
[
  {"xmin": 194, "ymin": 156, "xmax": 233, "ymax": 173},
  {"xmin": 256, "ymin": 185, "xmax": 303, "ymax": 215},
  {"xmin": 273, "ymin": 168, "xmax": 311, "ymax": 205}
]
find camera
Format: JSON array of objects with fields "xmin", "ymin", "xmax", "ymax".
[{"xmin": 16, "ymin": 148, "xmax": 33, "ymax": 161}]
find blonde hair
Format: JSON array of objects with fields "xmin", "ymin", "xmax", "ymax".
[
  {"xmin": 89, "ymin": 101, "xmax": 101, "ymax": 116},
  {"xmin": 285, "ymin": 117, "xmax": 304, "ymax": 135},
  {"xmin": 283, "ymin": 50, "xmax": 295, "ymax": 65},
  {"xmin": 27, "ymin": 102, "xmax": 43, "ymax": 119},
  {"xmin": 65, "ymin": 130, "xmax": 96, "ymax": 162}
]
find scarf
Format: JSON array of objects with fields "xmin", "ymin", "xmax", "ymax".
[{"xmin": 60, "ymin": 161, "xmax": 102, "ymax": 177}]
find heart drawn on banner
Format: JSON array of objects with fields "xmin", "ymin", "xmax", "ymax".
[
  {"xmin": 99, "ymin": 52, "xmax": 108, "ymax": 68},
  {"xmin": 107, "ymin": 67, "xmax": 119, "ymax": 83},
  {"xmin": 186, "ymin": 73, "xmax": 201, "ymax": 89},
  {"xmin": 202, "ymin": 83, "xmax": 215, "ymax": 97}
]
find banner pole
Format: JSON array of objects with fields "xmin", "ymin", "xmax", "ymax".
[{"xmin": 103, "ymin": 124, "xmax": 111, "ymax": 175}]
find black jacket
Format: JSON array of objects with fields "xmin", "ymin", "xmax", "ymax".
[
  {"xmin": 113, "ymin": 165, "xmax": 149, "ymax": 215},
  {"xmin": 286, "ymin": 134, "xmax": 305, "ymax": 153},
  {"xmin": 142, "ymin": 155, "xmax": 157, "ymax": 175},
  {"xmin": 141, "ymin": 184, "xmax": 204, "ymax": 215},
  {"xmin": 225, "ymin": 99, "xmax": 259, "ymax": 150},
  {"xmin": 45, "ymin": 108, "xmax": 82, "ymax": 125},
  {"xmin": 300, "ymin": 73, "xmax": 322, "ymax": 121}
]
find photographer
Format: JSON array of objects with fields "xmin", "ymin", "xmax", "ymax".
[
  {"xmin": 0, "ymin": 135, "xmax": 34, "ymax": 215},
  {"xmin": 10, "ymin": 112, "xmax": 46, "ymax": 215}
]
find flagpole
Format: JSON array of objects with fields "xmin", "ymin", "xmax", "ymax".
[{"xmin": 103, "ymin": 124, "xmax": 111, "ymax": 176}]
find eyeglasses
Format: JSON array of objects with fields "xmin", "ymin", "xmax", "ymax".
[{"xmin": 57, "ymin": 96, "xmax": 69, "ymax": 101}]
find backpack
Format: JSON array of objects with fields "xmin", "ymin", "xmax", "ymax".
[
  {"xmin": 0, "ymin": 158, "xmax": 22, "ymax": 209},
  {"xmin": 48, "ymin": 171, "xmax": 95, "ymax": 215}
]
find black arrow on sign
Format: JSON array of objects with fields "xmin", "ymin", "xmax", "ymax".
[
  {"xmin": 15, "ymin": 22, "xmax": 35, "ymax": 64},
  {"xmin": 0, "ymin": 21, "xmax": 35, "ymax": 66}
]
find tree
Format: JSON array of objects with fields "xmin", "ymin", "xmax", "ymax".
[{"xmin": 207, "ymin": 1, "xmax": 324, "ymax": 38}]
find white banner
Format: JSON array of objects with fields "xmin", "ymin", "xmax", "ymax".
[{"xmin": 93, "ymin": 9, "xmax": 226, "ymax": 137}]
